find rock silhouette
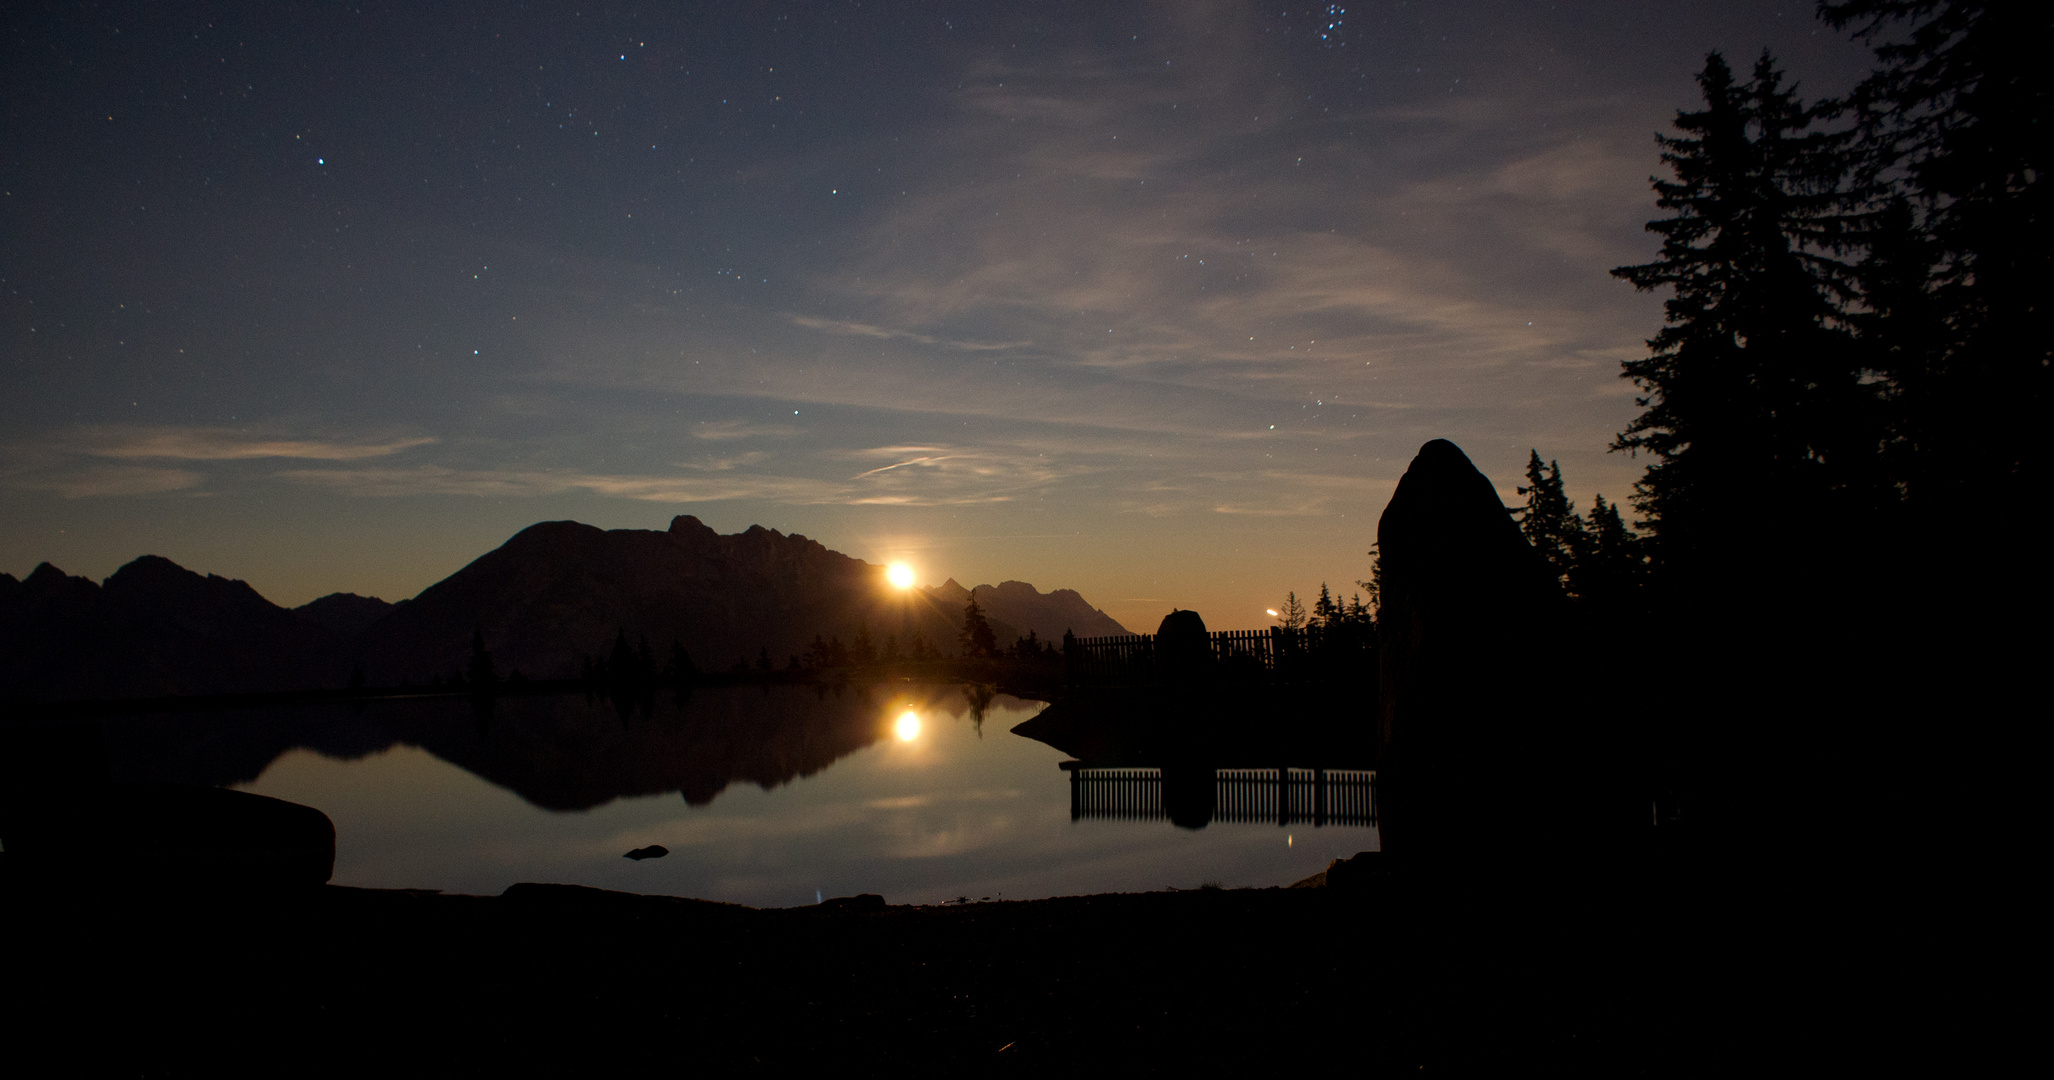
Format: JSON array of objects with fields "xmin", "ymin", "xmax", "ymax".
[
  {"xmin": 1154, "ymin": 609, "xmax": 1211, "ymax": 682},
  {"xmin": 1375, "ymin": 439, "xmax": 1637, "ymax": 868},
  {"xmin": 0, "ymin": 721, "xmax": 335, "ymax": 888}
]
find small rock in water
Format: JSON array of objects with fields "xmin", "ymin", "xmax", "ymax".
[{"xmin": 623, "ymin": 845, "xmax": 668, "ymax": 861}]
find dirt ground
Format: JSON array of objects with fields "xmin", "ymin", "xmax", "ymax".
[{"xmin": 1, "ymin": 861, "xmax": 1797, "ymax": 1076}]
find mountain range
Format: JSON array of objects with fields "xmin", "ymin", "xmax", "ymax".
[{"xmin": 0, "ymin": 515, "xmax": 1128, "ymax": 701}]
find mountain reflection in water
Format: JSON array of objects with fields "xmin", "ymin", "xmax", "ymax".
[
  {"xmin": 97, "ymin": 683, "xmax": 963, "ymax": 811},
  {"xmin": 85, "ymin": 684, "xmax": 1376, "ymax": 905}
]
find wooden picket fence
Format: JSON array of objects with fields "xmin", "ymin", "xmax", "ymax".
[
  {"xmin": 1065, "ymin": 766, "xmax": 1377, "ymax": 827},
  {"xmin": 1062, "ymin": 625, "xmax": 1373, "ymax": 686}
]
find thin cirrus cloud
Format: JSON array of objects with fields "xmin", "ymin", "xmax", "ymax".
[
  {"xmin": 691, "ymin": 420, "xmax": 798, "ymax": 442},
  {"xmin": 276, "ymin": 442, "xmax": 1081, "ymax": 508},
  {"xmin": 1, "ymin": 427, "xmax": 437, "ymax": 499},
  {"xmin": 804, "ymin": 58, "xmax": 1655, "ymax": 433},
  {"xmin": 787, "ymin": 315, "xmax": 1030, "ymax": 353},
  {"xmin": 80, "ymin": 427, "xmax": 439, "ymax": 462},
  {"xmin": 8, "ymin": 464, "xmax": 206, "ymax": 500},
  {"xmin": 513, "ymin": 35, "xmax": 1652, "ymax": 464},
  {"xmin": 275, "ymin": 466, "xmax": 845, "ymax": 504}
]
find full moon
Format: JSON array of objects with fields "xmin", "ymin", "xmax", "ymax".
[
  {"xmin": 886, "ymin": 562, "xmax": 915, "ymax": 589},
  {"xmin": 894, "ymin": 710, "xmax": 921, "ymax": 742}
]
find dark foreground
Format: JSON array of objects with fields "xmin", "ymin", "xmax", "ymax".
[{"xmin": 1, "ymin": 855, "xmax": 1888, "ymax": 1077}]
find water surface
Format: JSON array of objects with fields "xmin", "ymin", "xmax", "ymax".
[{"xmin": 101, "ymin": 683, "xmax": 1375, "ymax": 906}]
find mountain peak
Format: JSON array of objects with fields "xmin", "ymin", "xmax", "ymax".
[
  {"xmin": 969, "ymin": 579, "xmax": 1128, "ymax": 639},
  {"xmin": 295, "ymin": 592, "xmax": 394, "ymax": 637},
  {"xmin": 668, "ymin": 514, "xmax": 719, "ymax": 541}
]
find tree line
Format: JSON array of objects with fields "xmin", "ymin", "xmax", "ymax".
[{"xmin": 1529, "ymin": 1, "xmax": 2044, "ymax": 623}]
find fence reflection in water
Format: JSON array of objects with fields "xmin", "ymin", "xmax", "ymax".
[{"xmin": 1063, "ymin": 765, "xmax": 1376, "ymax": 828}]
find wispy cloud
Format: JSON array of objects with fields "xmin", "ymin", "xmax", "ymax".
[
  {"xmin": 691, "ymin": 420, "xmax": 796, "ymax": 442},
  {"xmin": 80, "ymin": 426, "xmax": 438, "ymax": 461},
  {"xmin": 278, "ymin": 441, "xmax": 1082, "ymax": 508},
  {"xmin": 849, "ymin": 454, "xmax": 950, "ymax": 480},
  {"xmin": 7, "ymin": 464, "xmax": 206, "ymax": 499},
  {"xmin": 0, "ymin": 425, "xmax": 436, "ymax": 498},
  {"xmin": 788, "ymin": 314, "xmax": 1031, "ymax": 352},
  {"xmin": 274, "ymin": 465, "xmax": 840, "ymax": 503},
  {"xmin": 784, "ymin": 45, "xmax": 1660, "ymax": 435},
  {"xmin": 685, "ymin": 451, "xmax": 771, "ymax": 472}
]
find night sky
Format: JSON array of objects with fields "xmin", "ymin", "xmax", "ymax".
[{"xmin": 3, "ymin": 1, "xmax": 1874, "ymax": 632}]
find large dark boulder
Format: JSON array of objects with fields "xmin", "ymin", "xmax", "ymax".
[
  {"xmin": 0, "ymin": 722, "xmax": 335, "ymax": 888},
  {"xmin": 2, "ymin": 784, "xmax": 335, "ymax": 888},
  {"xmin": 1155, "ymin": 609, "xmax": 1210, "ymax": 682},
  {"xmin": 1375, "ymin": 440, "xmax": 1635, "ymax": 870}
]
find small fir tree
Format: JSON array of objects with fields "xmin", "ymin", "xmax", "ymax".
[
  {"xmin": 1278, "ymin": 591, "xmax": 1308, "ymax": 631},
  {"xmin": 960, "ymin": 598, "xmax": 998, "ymax": 659}
]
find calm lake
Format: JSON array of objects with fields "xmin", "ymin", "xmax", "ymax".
[{"xmin": 90, "ymin": 682, "xmax": 1377, "ymax": 907}]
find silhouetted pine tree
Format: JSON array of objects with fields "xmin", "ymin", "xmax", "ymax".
[
  {"xmin": 1826, "ymin": 0, "xmax": 2051, "ymax": 512},
  {"xmin": 1612, "ymin": 51, "xmax": 1878, "ymax": 577},
  {"xmin": 609, "ymin": 630, "xmax": 637, "ymax": 685},
  {"xmin": 1568, "ymin": 494, "xmax": 1648, "ymax": 615},
  {"xmin": 960, "ymin": 598, "xmax": 997, "ymax": 659},
  {"xmin": 1344, "ymin": 592, "xmax": 1372, "ymax": 626},
  {"xmin": 1277, "ymin": 591, "xmax": 1307, "ymax": 631},
  {"xmin": 1358, "ymin": 542, "xmax": 1384, "ymax": 627},
  {"xmin": 1517, "ymin": 451, "xmax": 1587, "ymax": 590},
  {"xmin": 467, "ymin": 630, "xmax": 497, "ymax": 690},
  {"xmin": 1311, "ymin": 583, "xmax": 1337, "ymax": 630}
]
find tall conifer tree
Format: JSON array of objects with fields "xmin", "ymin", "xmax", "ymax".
[
  {"xmin": 1611, "ymin": 51, "xmax": 1876, "ymax": 575},
  {"xmin": 1824, "ymin": 1, "xmax": 2051, "ymax": 508},
  {"xmin": 1517, "ymin": 451, "xmax": 1585, "ymax": 590}
]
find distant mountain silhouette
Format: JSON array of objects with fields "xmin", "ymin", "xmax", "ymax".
[
  {"xmin": 293, "ymin": 592, "xmax": 394, "ymax": 636},
  {"xmin": 1, "ymin": 516, "xmax": 1129, "ymax": 701},
  {"xmin": 967, "ymin": 580, "xmax": 1128, "ymax": 640},
  {"xmin": 353, "ymin": 515, "xmax": 971, "ymax": 684},
  {"xmin": 0, "ymin": 557, "xmax": 347, "ymax": 700}
]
